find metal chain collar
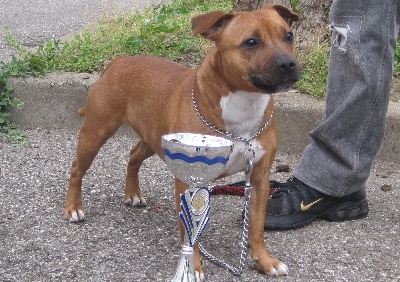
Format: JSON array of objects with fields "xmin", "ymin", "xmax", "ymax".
[
  {"xmin": 191, "ymin": 87, "xmax": 274, "ymax": 148},
  {"xmin": 192, "ymin": 86, "xmax": 272, "ymax": 276}
]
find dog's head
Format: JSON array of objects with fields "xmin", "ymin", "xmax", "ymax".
[{"xmin": 192, "ymin": 4, "xmax": 300, "ymax": 94}]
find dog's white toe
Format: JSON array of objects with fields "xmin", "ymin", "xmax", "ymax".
[
  {"xmin": 139, "ymin": 197, "xmax": 147, "ymax": 206},
  {"xmin": 69, "ymin": 210, "xmax": 85, "ymax": 222},
  {"xmin": 195, "ymin": 271, "xmax": 205, "ymax": 282},
  {"xmin": 267, "ymin": 262, "xmax": 289, "ymax": 277},
  {"xmin": 132, "ymin": 197, "xmax": 140, "ymax": 206},
  {"xmin": 125, "ymin": 196, "xmax": 147, "ymax": 207},
  {"xmin": 276, "ymin": 263, "xmax": 289, "ymax": 275}
]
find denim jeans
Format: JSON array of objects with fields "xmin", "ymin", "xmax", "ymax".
[{"xmin": 293, "ymin": 0, "xmax": 400, "ymax": 197}]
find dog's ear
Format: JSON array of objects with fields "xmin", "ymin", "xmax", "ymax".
[
  {"xmin": 264, "ymin": 3, "xmax": 300, "ymax": 26},
  {"xmin": 191, "ymin": 11, "xmax": 234, "ymax": 41}
]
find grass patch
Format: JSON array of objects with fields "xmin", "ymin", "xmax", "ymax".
[
  {"xmin": 296, "ymin": 41, "xmax": 330, "ymax": 99},
  {"xmin": 394, "ymin": 39, "xmax": 400, "ymax": 76},
  {"xmin": 11, "ymin": 0, "xmax": 234, "ymax": 73}
]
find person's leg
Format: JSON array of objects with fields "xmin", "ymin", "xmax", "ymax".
[
  {"xmin": 294, "ymin": 0, "xmax": 399, "ymax": 197},
  {"xmin": 265, "ymin": 0, "xmax": 400, "ymax": 229}
]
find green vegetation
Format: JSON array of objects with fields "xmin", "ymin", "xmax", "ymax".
[
  {"xmin": 296, "ymin": 41, "xmax": 330, "ymax": 99},
  {"xmin": 394, "ymin": 40, "xmax": 400, "ymax": 76},
  {"xmin": 0, "ymin": 58, "xmax": 31, "ymax": 145},
  {"xmin": 9, "ymin": 0, "xmax": 234, "ymax": 73},
  {"xmin": 290, "ymin": 0, "xmax": 302, "ymax": 14}
]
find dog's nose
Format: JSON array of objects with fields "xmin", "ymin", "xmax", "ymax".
[{"xmin": 276, "ymin": 56, "xmax": 297, "ymax": 74}]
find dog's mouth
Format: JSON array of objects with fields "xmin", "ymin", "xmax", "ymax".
[{"xmin": 250, "ymin": 76, "xmax": 298, "ymax": 94}]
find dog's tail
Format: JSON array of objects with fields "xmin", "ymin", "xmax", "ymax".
[{"xmin": 77, "ymin": 107, "xmax": 86, "ymax": 118}]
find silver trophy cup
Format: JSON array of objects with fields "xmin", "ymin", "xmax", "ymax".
[{"xmin": 162, "ymin": 133, "xmax": 234, "ymax": 282}]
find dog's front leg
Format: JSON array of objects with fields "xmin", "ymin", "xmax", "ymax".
[
  {"xmin": 248, "ymin": 158, "xmax": 289, "ymax": 277},
  {"xmin": 174, "ymin": 178, "xmax": 204, "ymax": 281}
]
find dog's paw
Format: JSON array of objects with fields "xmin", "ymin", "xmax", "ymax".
[
  {"xmin": 195, "ymin": 270, "xmax": 205, "ymax": 282},
  {"xmin": 65, "ymin": 210, "xmax": 85, "ymax": 223},
  {"xmin": 124, "ymin": 196, "xmax": 147, "ymax": 207},
  {"xmin": 266, "ymin": 262, "xmax": 289, "ymax": 277},
  {"xmin": 253, "ymin": 254, "xmax": 289, "ymax": 277}
]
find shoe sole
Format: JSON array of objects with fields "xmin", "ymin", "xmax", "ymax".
[{"xmin": 321, "ymin": 198, "xmax": 369, "ymax": 222}]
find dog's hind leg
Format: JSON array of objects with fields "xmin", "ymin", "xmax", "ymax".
[
  {"xmin": 64, "ymin": 117, "xmax": 122, "ymax": 222},
  {"xmin": 124, "ymin": 140, "xmax": 155, "ymax": 206}
]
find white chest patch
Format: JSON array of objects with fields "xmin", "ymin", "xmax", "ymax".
[{"xmin": 220, "ymin": 91, "xmax": 271, "ymax": 174}]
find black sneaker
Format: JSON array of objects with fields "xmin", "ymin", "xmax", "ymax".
[{"xmin": 265, "ymin": 177, "xmax": 369, "ymax": 229}]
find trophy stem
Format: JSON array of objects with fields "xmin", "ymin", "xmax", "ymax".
[{"xmin": 171, "ymin": 244, "xmax": 195, "ymax": 282}]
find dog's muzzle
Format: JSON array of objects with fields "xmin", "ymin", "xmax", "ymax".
[{"xmin": 250, "ymin": 55, "xmax": 301, "ymax": 93}]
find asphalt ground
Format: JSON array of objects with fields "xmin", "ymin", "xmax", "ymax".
[
  {"xmin": 1, "ymin": 0, "xmax": 400, "ymax": 281},
  {"xmin": 1, "ymin": 129, "xmax": 400, "ymax": 282}
]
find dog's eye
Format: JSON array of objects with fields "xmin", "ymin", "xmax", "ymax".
[
  {"xmin": 243, "ymin": 38, "xmax": 259, "ymax": 49},
  {"xmin": 286, "ymin": 32, "xmax": 294, "ymax": 43}
]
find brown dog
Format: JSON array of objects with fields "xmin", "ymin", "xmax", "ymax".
[{"xmin": 64, "ymin": 4, "xmax": 300, "ymax": 279}]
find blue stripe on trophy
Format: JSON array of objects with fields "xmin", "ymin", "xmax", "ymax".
[
  {"xmin": 180, "ymin": 194, "xmax": 194, "ymax": 244},
  {"xmin": 163, "ymin": 149, "xmax": 229, "ymax": 165}
]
